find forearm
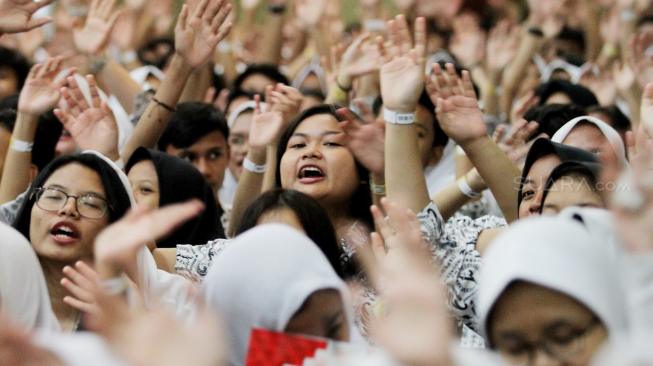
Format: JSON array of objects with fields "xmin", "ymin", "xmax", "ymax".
[
  {"xmin": 0, "ymin": 112, "xmax": 38, "ymax": 203},
  {"xmin": 385, "ymin": 121, "xmax": 430, "ymax": 213},
  {"xmin": 581, "ymin": 0, "xmax": 602, "ymax": 62},
  {"xmin": 433, "ymin": 184, "xmax": 471, "ymax": 222},
  {"xmin": 262, "ymin": 145, "xmax": 278, "ymax": 192},
  {"xmin": 179, "ymin": 63, "xmax": 213, "ymax": 103},
  {"xmin": 227, "ymin": 148, "xmax": 266, "ymax": 236},
  {"xmin": 461, "ymin": 137, "xmax": 520, "ymax": 222},
  {"xmin": 255, "ymin": 11, "xmax": 285, "ymax": 65},
  {"xmin": 500, "ymin": 31, "xmax": 543, "ymax": 116},
  {"xmin": 121, "ymin": 55, "xmax": 193, "ymax": 161},
  {"xmin": 95, "ymin": 58, "xmax": 142, "ymax": 114}
]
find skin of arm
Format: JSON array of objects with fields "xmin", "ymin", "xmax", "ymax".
[
  {"xmin": 0, "ymin": 112, "xmax": 38, "ymax": 204},
  {"xmin": 121, "ymin": 54, "xmax": 193, "ymax": 162},
  {"xmin": 255, "ymin": 5, "xmax": 285, "ymax": 65},
  {"xmin": 227, "ymin": 146, "xmax": 266, "ymax": 236},
  {"xmin": 153, "ymin": 248, "xmax": 177, "ymax": 273},
  {"xmin": 500, "ymin": 28, "xmax": 544, "ymax": 118},
  {"xmin": 93, "ymin": 58, "xmax": 143, "ymax": 114}
]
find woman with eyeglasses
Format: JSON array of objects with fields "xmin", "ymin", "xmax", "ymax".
[
  {"xmin": 12, "ymin": 152, "xmax": 132, "ymax": 331},
  {"xmin": 476, "ymin": 210, "xmax": 627, "ymax": 366}
]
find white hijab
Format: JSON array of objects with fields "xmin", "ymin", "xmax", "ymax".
[
  {"xmin": 477, "ymin": 211, "xmax": 628, "ymax": 343},
  {"xmin": 0, "ymin": 223, "xmax": 60, "ymax": 331},
  {"xmin": 551, "ymin": 115, "xmax": 628, "ymax": 166},
  {"xmin": 202, "ymin": 224, "xmax": 352, "ymax": 366}
]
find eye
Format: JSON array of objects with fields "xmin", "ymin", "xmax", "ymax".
[
  {"xmin": 289, "ymin": 142, "xmax": 306, "ymax": 149},
  {"xmin": 324, "ymin": 141, "xmax": 342, "ymax": 147},
  {"xmin": 80, "ymin": 196, "xmax": 105, "ymax": 210},
  {"xmin": 139, "ymin": 187, "xmax": 154, "ymax": 194},
  {"xmin": 207, "ymin": 150, "xmax": 223, "ymax": 160},
  {"xmin": 521, "ymin": 189, "xmax": 535, "ymax": 201}
]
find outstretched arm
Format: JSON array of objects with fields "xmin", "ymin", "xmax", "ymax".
[{"xmin": 121, "ymin": 0, "xmax": 232, "ymax": 162}]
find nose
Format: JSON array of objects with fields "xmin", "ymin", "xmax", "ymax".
[
  {"xmin": 57, "ymin": 196, "xmax": 80, "ymax": 218},
  {"xmin": 302, "ymin": 143, "xmax": 323, "ymax": 160},
  {"xmin": 196, "ymin": 157, "xmax": 212, "ymax": 180},
  {"xmin": 531, "ymin": 349, "xmax": 559, "ymax": 366},
  {"xmin": 528, "ymin": 191, "xmax": 544, "ymax": 215}
]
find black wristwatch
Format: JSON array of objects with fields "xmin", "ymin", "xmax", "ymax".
[{"xmin": 268, "ymin": 4, "xmax": 287, "ymax": 14}]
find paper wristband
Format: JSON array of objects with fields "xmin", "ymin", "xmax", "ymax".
[
  {"xmin": 383, "ymin": 108, "xmax": 415, "ymax": 125},
  {"xmin": 10, "ymin": 138, "xmax": 33, "ymax": 153},
  {"xmin": 458, "ymin": 177, "xmax": 481, "ymax": 199},
  {"xmin": 243, "ymin": 158, "xmax": 267, "ymax": 174}
]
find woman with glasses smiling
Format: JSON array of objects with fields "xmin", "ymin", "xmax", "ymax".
[{"xmin": 12, "ymin": 152, "xmax": 132, "ymax": 332}]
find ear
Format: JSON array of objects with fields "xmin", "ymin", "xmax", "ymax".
[
  {"xmin": 427, "ymin": 145, "xmax": 444, "ymax": 167},
  {"xmin": 29, "ymin": 164, "xmax": 39, "ymax": 183}
]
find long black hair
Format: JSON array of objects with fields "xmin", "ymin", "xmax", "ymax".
[
  {"xmin": 275, "ymin": 104, "xmax": 373, "ymax": 231},
  {"xmin": 13, "ymin": 154, "xmax": 132, "ymax": 239},
  {"xmin": 125, "ymin": 147, "xmax": 224, "ymax": 247},
  {"xmin": 235, "ymin": 189, "xmax": 348, "ymax": 279}
]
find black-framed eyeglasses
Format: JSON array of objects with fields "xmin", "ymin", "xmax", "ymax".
[
  {"xmin": 498, "ymin": 316, "xmax": 601, "ymax": 366},
  {"xmin": 33, "ymin": 187, "xmax": 110, "ymax": 220}
]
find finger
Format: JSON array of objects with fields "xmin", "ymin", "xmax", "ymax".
[
  {"xmin": 386, "ymin": 20, "xmax": 401, "ymax": 59},
  {"xmin": 67, "ymin": 77, "xmax": 90, "ymax": 110},
  {"xmin": 61, "ymin": 88, "xmax": 82, "ymax": 116},
  {"xmin": 141, "ymin": 200, "xmax": 205, "ymax": 240},
  {"xmin": 371, "ymin": 205, "xmax": 395, "ymax": 240},
  {"xmin": 194, "ymin": 0, "xmax": 210, "ymax": 20},
  {"xmin": 375, "ymin": 35, "xmax": 389, "ymax": 63},
  {"xmin": 75, "ymin": 261, "xmax": 100, "ymax": 282},
  {"xmin": 253, "ymin": 94, "xmax": 261, "ymax": 114},
  {"xmin": 62, "ymin": 265, "xmax": 96, "ymax": 293},
  {"xmin": 86, "ymin": 75, "xmax": 102, "ymax": 108},
  {"xmin": 53, "ymin": 109, "xmax": 70, "ymax": 125},
  {"xmin": 413, "ymin": 17, "xmax": 426, "ymax": 60},
  {"xmin": 177, "ymin": 4, "xmax": 189, "ymax": 31},
  {"xmin": 204, "ymin": 87, "xmax": 217, "ymax": 104},
  {"xmin": 63, "ymin": 296, "xmax": 97, "ymax": 315},
  {"xmin": 396, "ymin": 15, "xmax": 412, "ymax": 54},
  {"xmin": 205, "ymin": 0, "xmax": 225, "ymax": 25},
  {"xmin": 492, "ymin": 124, "xmax": 507, "ymax": 143},
  {"xmin": 24, "ymin": 17, "xmax": 54, "ymax": 32},
  {"xmin": 353, "ymin": 99, "xmax": 375, "ymax": 122},
  {"xmin": 27, "ymin": 63, "xmax": 43, "ymax": 81},
  {"xmin": 28, "ymin": 0, "xmax": 56, "ymax": 12},
  {"xmin": 335, "ymin": 107, "xmax": 361, "ymax": 128},
  {"xmin": 460, "ymin": 69, "xmax": 477, "ymax": 98},
  {"xmin": 370, "ymin": 232, "xmax": 387, "ymax": 260}
]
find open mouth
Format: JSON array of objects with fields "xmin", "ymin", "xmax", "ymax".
[
  {"xmin": 50, "ymin": 222, "xmax": 80, "ymax": 244},
  {"xmin": 298, "ymin": 165, "xmax": 325, "ymax": 183}
]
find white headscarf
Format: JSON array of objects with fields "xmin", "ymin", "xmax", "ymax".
[
  {"xmin": 0, "ymin": 223, "xmax": 60, "ymax": 331},
  {"xmin": 551, "ymin": 115, "xmax": 628, "ymax": 166},
  {"xmin": 477, "ymin": 212, "xmax": 628, "ymax": 342},
  {"xmin": 202, "ymin": 224, "xmax": 352, "ymax": 366}
]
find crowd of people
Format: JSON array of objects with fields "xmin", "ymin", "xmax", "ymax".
[{"xmin": 0, "ymin": 0, "xmax": 653, "ymax": 365}]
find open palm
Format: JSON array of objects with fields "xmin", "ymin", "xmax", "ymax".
[
  {"xmin": 18, "ymin": 57, "xmax": 71, "ymax": 116},
  {"xmin": 175, "ymin": 0, "xmax": 232, "ymax": 68},
  {"xmin": 73, "ymin": 0, "xmax": 123, "ymax": 55},
  {"xmin": 249, "ymin": 110, "xmax": 285, "ymax": 150},
  {"xmin": 54, "ymin": 75, "xmax": 119, "ymax": 160},
  {"xmin": 0, "ymin": 0, "xmax": 54, "ymax": 34}
]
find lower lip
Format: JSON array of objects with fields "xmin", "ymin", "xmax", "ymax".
[
  {"xmin": 50, "ymin": 233, "xmax": 78, "ymax": 246},
  {"xmin": 298, "ymin": 176, "xmax": 325, "ymax": 184}
]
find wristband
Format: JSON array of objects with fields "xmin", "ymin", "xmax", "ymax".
[
  {"xmin": 89, "ymin": 57, "xmax": 108, "ymax": 74},
  {"xmin": 457, "ymin": 177, "xmax": 481, "ymax": 199},
  {"xmin": 370, "ymin": 182, "xmax": 386, "ymax": 196},
  {"xmin": 10, "ymin": 138, "xmax": 34, "ymax": 153},
  {"xmin": 100, "ymin": 276, "xmax": 128, "ymax": 296},
  {"xmin": 383, "ymin": 108, "xmax": 415, "ymax": 125},
  {"xmin": 243, "ymin": 158, "xmax": 266, "ymax": 174},
  {"xmin": 621, "ymin": 9, "xmax": 636, "ymax": 22},
  {"xmin": 152, "ymin": 97, "xmax": 176, "ymax": 112}
]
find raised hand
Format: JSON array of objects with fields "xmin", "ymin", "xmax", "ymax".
[
  {"xmin": 628, "ymin": 30, "xmax": 653, "ymax": 88},
  {"xmin": 486, "ymin": 20, "xmax": 519, "ymax": 75},
  {"xmin": 266, "ymin": 83, "xmax": 303, "ymax": 125},
  {"xmin": 94, "ymin": 201, "xmax": 205, "ymax": 271},
  {"xmin": 175, "ymin": 0, "xmax": 232, "ymax": 68},
  {"xmin": 338, "ymin": 34, "xmax": 383, "ymax": 87},
  {"xmin": 358, "ymin": 198, "xmax": 452, "ymax": 366},
  {"xmin": 450, "ymin": 16, "xmax": 486, "ymax": 68},
  {"xmin": 73, "ymin": 0, "xmax": 123, "ymax": 55},
  {"xmin": 248, "ymin": 94, "xmax": 286, "ymax": 150},
  {"xmin": 427, "ymin": 63, "xmax": 487, "ymax": 145},
  {"xmin": 0, "ymin": 0, "xmax": 55, "ymax": 34},
  {"xmin": 18, "ymin": 57, "xmax": 73, "ymax": 116},
  {"xmin": 61, "ymin": 261, "xmax": 101, "ymax": 317},
  {"xmin": 54, "ymin": 75, "xmax": 120, "ymax": 160},
  {"xmin": 379, "ymin": 15, "xmax": 426, "ymax": 113},
  {"xmin": 493, "ymin": 119, "xmax": 546, "ymax": 167},
  {"xmin": 336, "ymin": 101, "xmax": 385, "ymax": 176}
]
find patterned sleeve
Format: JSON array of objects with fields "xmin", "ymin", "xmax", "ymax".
[
  {"xmin": 175, "ymin": 238, "xmax": 231, "ymax": 283},
  {"xmin": 416, "ymin": 202, "xmax": 506, "ymax": 333},
  {"xmin": 0, "ymin": 192, "xmax": 27, "ymax": 225}
]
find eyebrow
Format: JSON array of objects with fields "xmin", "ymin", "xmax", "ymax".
[
  {"xmin": 46, "ymin": 184, "xmax": 106, "ymax": 198},
  {"xmin": 292, "ymin": 131, "xmax": 344, "ymax": 138}
]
